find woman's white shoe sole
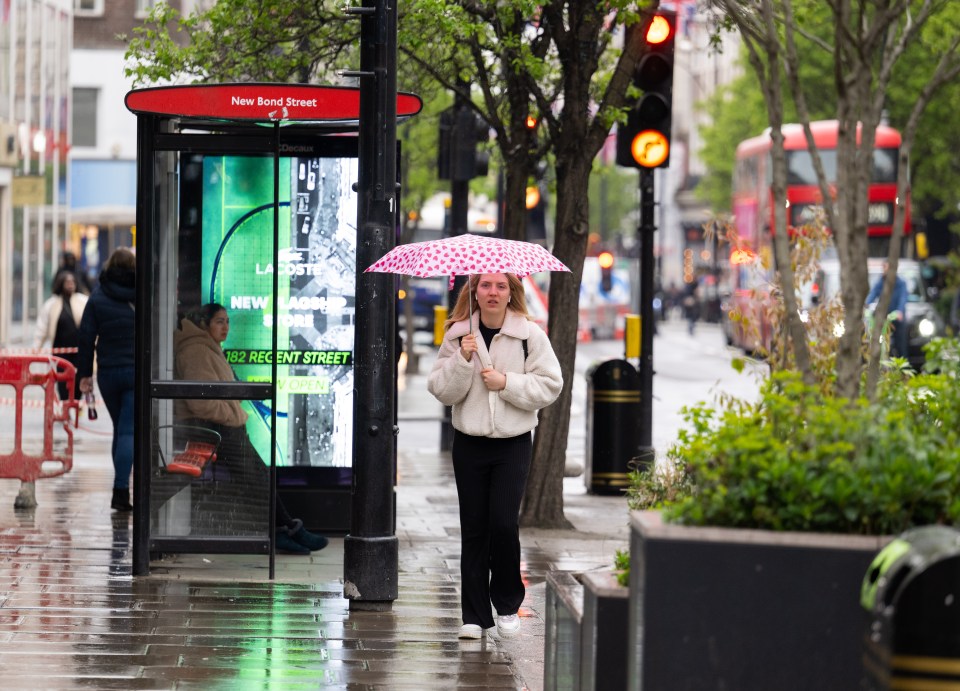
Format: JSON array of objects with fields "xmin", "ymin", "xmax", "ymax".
[{"xmin": 458, "ymin": 624, "xmax": 483, "ymax": 639}]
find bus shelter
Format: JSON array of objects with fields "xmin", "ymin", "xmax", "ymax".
[{"xmin": 126, "ymin": 84, "xmax": 421, "ymax": 576}]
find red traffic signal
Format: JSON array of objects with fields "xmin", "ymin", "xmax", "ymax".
[
  {"xmin": 645, "ymin": 14, "xmax": 672, "ymax": 45},
  {"xmin": 617, "ymin": 11, "xmax": 676, "ymax": 169}
]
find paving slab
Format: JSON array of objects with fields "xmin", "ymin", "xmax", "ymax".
[{"xmin": 0, "ymin": 365, "xmax": 630, "ymax": 689}]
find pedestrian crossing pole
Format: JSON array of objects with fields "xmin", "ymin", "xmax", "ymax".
[
  {"xmin": 439, "ymin": 80, "xmax": 475, "ymax": 452},
  {"xmin": 636, "ymin": 169, "xmax": 656, "ymax": 468}
]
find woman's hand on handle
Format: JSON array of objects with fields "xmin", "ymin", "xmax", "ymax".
[
  {"xmin": 79, "ymin": 377, "xmax": 92, "ymax": 394},
  {"xmin": 460, "ymin": 333, "xmax": 478, "ymax": 362}
]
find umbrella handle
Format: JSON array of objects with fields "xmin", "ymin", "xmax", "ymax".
[{"xmin": 468, "ymin": 280, "xmax": 492, "ymax": 368}]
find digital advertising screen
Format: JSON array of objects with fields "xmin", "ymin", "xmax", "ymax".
[{"xmin": 197, "ymin": 152, "xmax": 358, "ymax": 474}]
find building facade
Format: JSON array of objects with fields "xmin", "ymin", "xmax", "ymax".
[
  {"xmin": 0, "ymin": 0, "xmax": 186, "ymax": 345},
  {"xmin": 70, "ymin": 0, "xmax": 180, "ymax": 293},
  {"xmin": 0, "ymin": 0, "xmax": 72, "ymax": 345},
  {"xmin": 659, "ymin": 1, "xmax": 741, "ymax": 293}
]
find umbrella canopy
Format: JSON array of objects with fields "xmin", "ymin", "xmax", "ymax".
[{"xmin": 364, "ymin": 233, "xmax": 570, "ymax": 281}]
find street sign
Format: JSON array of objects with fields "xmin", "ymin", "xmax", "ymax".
[
  {"xmin": 12, "ymin": 175, "xmax": 44, "ymax": 206},
  {"xmin": 125, "ymin": 83, "xmax": 423, "ymax": 122}
]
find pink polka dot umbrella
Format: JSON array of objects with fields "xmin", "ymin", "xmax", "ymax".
[
  {"xmin": 364, "ymin": 233, "xmax": 570, "ymax": 283},
  {"xmin": 365, "ymin": 233, "xmax": 570, "ymax": 338}
]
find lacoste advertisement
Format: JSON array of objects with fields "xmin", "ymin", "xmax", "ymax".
[{"xmin": 200, "ymin": 154, "xmax": 358, "ymax": 469}]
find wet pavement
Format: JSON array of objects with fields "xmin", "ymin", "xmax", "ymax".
[{"xmin": 0, "ymin": 363, "xmax": 631, "ymax": 689}]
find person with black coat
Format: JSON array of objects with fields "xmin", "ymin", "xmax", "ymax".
[
  {"xmin": 34, "ymin": 271, "xmax": 88, "ymax": 400},
  {"xmin": 76, "ymin": 247, "xmax": 137, "ymax": 512}
]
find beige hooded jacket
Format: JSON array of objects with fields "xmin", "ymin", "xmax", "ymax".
[{"xmin": 173, "ymin": 318, "xmax": 248, "ymax": 428}]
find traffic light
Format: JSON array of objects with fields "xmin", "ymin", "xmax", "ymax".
[
  {"xmin": 438, "ymin": 105, "xmax": 490, "ymax": 181},
  {"xmin": 525, "ymin": 114, "xmax": 539, "ymax": 150},
  {"xmin": 526, "ymin": 182, "xmax": 547, "ymax": 242},
  {"xmin": 453, "ymin": 106, "xmax": 489, "ymax": 180},
  {"xmin": 616, "ymin": 10, "xmax": 676, "ymax": 169},
  {"xmin": 599, "ymin": 251, "xmax": 614, "ymax": 292},
  {"xmin": 438, "ymin": 108, "xmax": 454, "ymax": 180}
]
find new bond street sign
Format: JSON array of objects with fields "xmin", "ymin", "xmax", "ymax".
[{"xmin": 125, "ymin": 83, "xmax": 423, "ymax": 122}]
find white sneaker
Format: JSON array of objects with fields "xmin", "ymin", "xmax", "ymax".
[
  {"xmin": 458, "ymin": 624, "xmax": 483, "ymax": 639},
  {"xmin": 496, "ymin": 613, "xmax": 521, "ymax": 638}
]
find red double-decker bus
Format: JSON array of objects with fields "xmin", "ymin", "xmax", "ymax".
[{"xmin": 722, "ymin": 120, "xmax": 911, "ymax": 353}]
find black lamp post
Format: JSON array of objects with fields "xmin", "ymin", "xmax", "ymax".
[{"xmin": 343, "ymin": 0, "xmax": 400, "ymax": 611}]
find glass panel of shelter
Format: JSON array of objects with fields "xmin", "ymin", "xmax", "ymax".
[{"xmin": 148, "ymin": 146, "xmax": 278, "ymax": 550}]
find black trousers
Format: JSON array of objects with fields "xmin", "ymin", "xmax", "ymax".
[{"xmin": 452, "ymin": 430, "xmax": 532, "ymax": 629}]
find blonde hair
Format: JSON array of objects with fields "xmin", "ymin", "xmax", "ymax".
[{"xmin": 444, "ymin": 273, "xmax": 531, "ymax": 330}]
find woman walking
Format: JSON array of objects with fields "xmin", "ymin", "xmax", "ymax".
[
  {"xmin": 427, "ymin": 273, "xmax": 562, "ymax": 640},
  {"xmin": 34, "ymin": 271, "xmax": 88, "ymax": 400},
  {"xmin": 77, "ymin": 247, "xmax": 136, "ymax": 512}
]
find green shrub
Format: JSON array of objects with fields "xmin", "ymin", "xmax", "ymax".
[
  {"xmin": 613, "ymin": 549, "xmax": 630, "ymax": 587},
  {"xmin": 636, "ymin": 341, "xmax": 960, "ymax": 535}
]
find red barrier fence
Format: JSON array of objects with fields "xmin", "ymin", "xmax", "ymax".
[{"xmin": 0, "ymin": 354, "xmax": 78, "ymax": 481}]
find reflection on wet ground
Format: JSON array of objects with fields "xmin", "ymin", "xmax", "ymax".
[{"xmin": 0, "ymin": 407, "xmax": 629, "ymax": 689}]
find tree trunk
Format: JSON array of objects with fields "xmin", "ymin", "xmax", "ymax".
[
  {"xmin": 520, "ymin": 156, "xmax": 591, "ymax": 529},
  {"xmin": 519, "ymin": 0, "xmax": 635, "ymax": 528},
  {"xmin": 500, "ymin": 159, "xmax": 531, "ymax": 242}
]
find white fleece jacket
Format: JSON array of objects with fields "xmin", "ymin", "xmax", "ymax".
[
  {"xmin": 427, "ymin": 310, "xmax": 563, "ymax": 439},
  {"xmin": 33, "ymin": 293, "xmax": 88, "ymax": 349}
]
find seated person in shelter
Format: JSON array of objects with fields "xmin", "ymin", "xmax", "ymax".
[{"xmin": 173, "ymin": 303, "xmax": 328, "ymax": 555}]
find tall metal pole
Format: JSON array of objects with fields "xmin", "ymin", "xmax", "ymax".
[
  {"xmin": 636, "ymin": 169, "xmax": 656, "ymax": 468},
  {"xmin": 344, "ymin": 0, "xmax": 399, "ymax": 610},
  {"xmin": 440, "ymin": 84, "xmax": 470, "ymax": 451}
]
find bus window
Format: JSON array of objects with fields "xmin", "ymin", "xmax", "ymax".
[
  {"xmin": 871, "ymin": 148, "xmax": 897, "ymax": 183},
  {"xmin": 785, "ymin": 148, "xmax": 897, "ymax": 185},
  {"xmin": 786, "ymin": 150, "xmax": 837, "ymax": 184}
]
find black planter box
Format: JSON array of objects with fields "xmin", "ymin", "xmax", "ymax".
[
  {"xmin": 545, "ymin": 570, "xmax": 630, "ymax": 691},
  {"xmin": 628, "ymin": 511, "xmax": 890, "ymax": 690},
  {"xmin": 545, "ymin": 571, "xmax": 583, "ymax": 691},
  {"xmin": 580, "ymin": 570, "xmax": 629, "ymax": 690}
]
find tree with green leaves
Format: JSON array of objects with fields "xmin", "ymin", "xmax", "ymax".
[
  {"xmin": 126, "ymin": 0, "xmax": 662, "ymax": 528},
  {"xmin": 700, "ymin": 11, "xmax": 960, "ymax": 228},
  {"xmin": 708, "ymin": 0, "xmax": 960, "ymax": 400}
]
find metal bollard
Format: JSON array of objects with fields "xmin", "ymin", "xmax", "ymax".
[{"xmin": 584, "ymin": 358, "xmax": 641, "ymax": 495}]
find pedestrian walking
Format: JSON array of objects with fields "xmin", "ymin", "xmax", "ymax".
[
  {"xmin": 866, "ymin": 261, "xmax": 908, "ymax": 358},
  {"xmin": 53, "ymin": 250, "xmax": 93, "ymax": 295},
  {"xmin": 76, "ymin": 247, "xmax": 136, "ymax": 512},
  {"xmin": 427, "ymin": 273, "xmax": 563, "ymax": 640},
  {"xmin": 683, "ymin": 280, "xmax": 701, "ymax": 335},
  {"xmin": 173, "ymin": 303, "xmax": 329, "ymax": 554},
  {"xmin": 33, "ymin": 271, "xmax": 88, "ymax": 400}
]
